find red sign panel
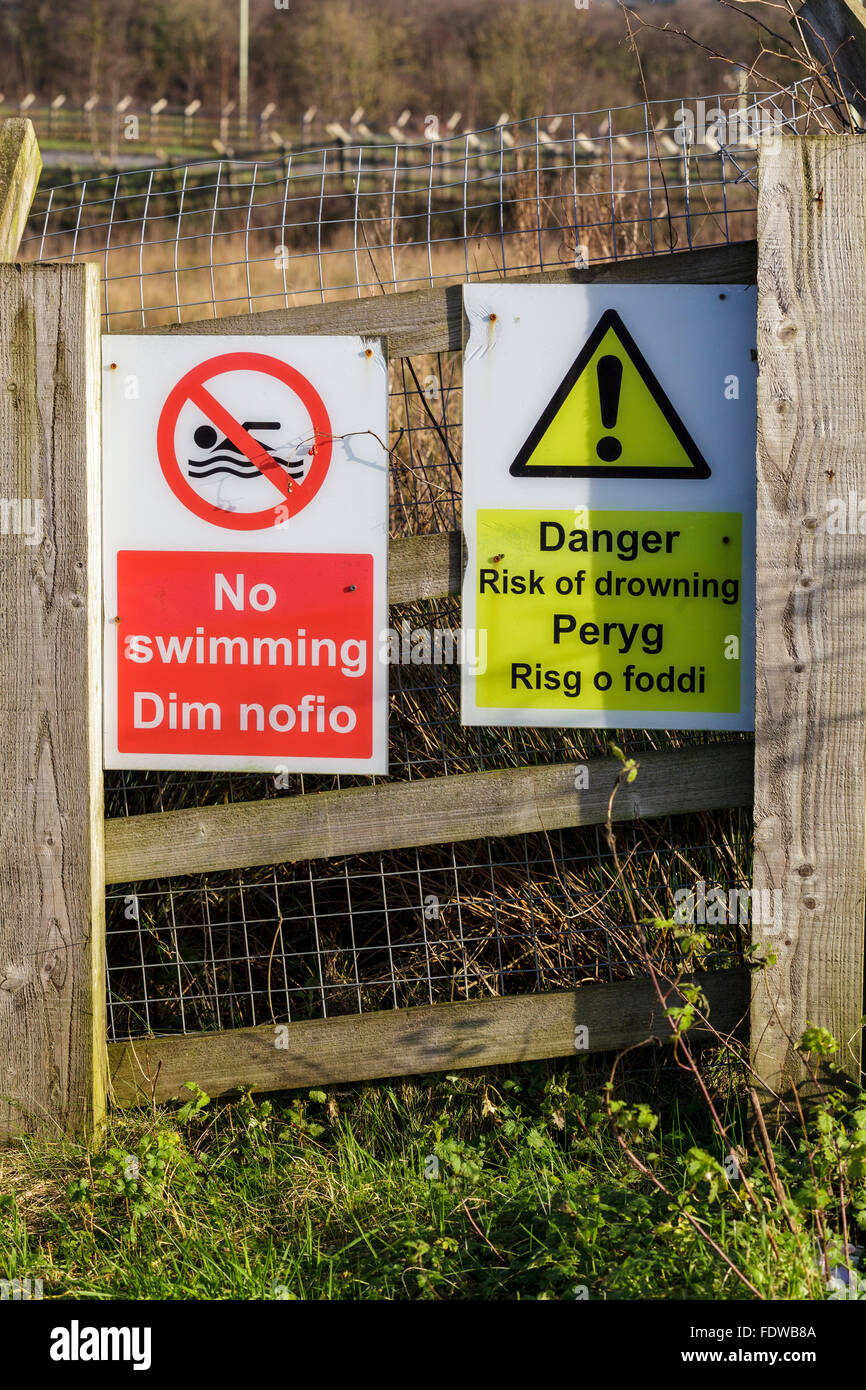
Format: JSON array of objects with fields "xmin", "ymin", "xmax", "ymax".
[{"xmin": 117, "ymin": 550, "xmax": 373, "ymax": 759}]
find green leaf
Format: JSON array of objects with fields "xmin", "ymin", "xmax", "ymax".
[{"xmin": 798, "ymin": 1023, "xmax": 839, "ymax": 1057}]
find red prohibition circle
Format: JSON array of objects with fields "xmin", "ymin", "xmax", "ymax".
[{"xmin": 156, "ymin": 351, "xmax": 333, "ymax": 531}]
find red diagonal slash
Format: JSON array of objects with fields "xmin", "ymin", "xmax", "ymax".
[{"xmin": 189, "ymin": 383, "xmax": 291, "ymax": 500}]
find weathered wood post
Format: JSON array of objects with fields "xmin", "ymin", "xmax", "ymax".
[
  {"xmin": 0, "ymin": 119, "xmax": 106, "ymax": 1139},
  {"xmin": 752, "ymin": 133, "xmax": 866, "ymax": 1097}
]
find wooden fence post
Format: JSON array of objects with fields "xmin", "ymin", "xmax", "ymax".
[
  {"xmin": 753, "ymin": 134, "xmax": 866, "ymax": 1097},
  {"xmin": 0, "ymin": 119, "xmax": 42, "ymax": 261},
  {"xmin": 0, "ymin": 120, "xmax": 105, "ymax": 1139},
  {"xmin": 794, "ymin": 0, "xmax": 866, "ymax": 122}
]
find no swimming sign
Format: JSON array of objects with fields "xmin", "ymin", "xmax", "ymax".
[
  {"xmin": 102, "ymin": 335, "xmax": 389, "ymax": 773},
  {"xmin": 460, "ymin": 284, "xmax": 757, "ymax": 731}
]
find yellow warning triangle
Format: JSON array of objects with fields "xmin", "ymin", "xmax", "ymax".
[{"xmin": 510, "ymin": 308, "xmax": 710, "ymax": 479}]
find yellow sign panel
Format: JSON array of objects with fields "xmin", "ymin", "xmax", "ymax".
[
  {"xmin": 510, "ymin": 309, "xmax": 710, "ymax": 479},
  {"xmin": 475, "ymin": 509, "xmax": 741, "ymax": 713}
]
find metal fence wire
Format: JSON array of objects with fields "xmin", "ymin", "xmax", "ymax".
[
  {"xmin": 21, "ymin": 90, "xmax": 827, "ymax": 1043},
  {"xmin": 23, "ymin": 86, "xmax": 832, "ymax": 326}
]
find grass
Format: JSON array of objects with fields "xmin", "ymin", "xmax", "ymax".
[{"xmin": 2, "ymin": 1050, "xmax": 862, "ymax": 1301}]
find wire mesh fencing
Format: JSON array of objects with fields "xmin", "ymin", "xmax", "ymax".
[
  {"xmin": 21, "ymin": 90, "xmax": 807, "ymax": 1043},
  {"xmin": 22, "ymin": 84, "xmax": 833, "ymax": 328}
]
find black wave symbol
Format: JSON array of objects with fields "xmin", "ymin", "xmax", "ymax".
[
  {"xmin": 188, "ymin": 464, "xmax": 274, "ymax": 479},
  {"xmin": 188, "ymin": 452, "xmax": 264, "ymax": 468},
  {"xmin": 187, "ymin": 453, "xmax": 307, "ymax": 480}
]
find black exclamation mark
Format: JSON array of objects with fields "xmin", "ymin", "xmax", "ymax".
[{"xmin": 596, "ymin": 354, "xmax": 623, "ymax": 462}]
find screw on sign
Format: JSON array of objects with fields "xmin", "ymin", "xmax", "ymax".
[{"xmin": 156, "ymin": 351, "xmax": 334, "ymax": 530}]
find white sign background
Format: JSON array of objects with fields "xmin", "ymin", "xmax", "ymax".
[
  {"xmin": 461, "ymin": 283, "xmax": 757, "ymax": 731},
  {"xmin": 103, "ymin": 334, "xmax": 389, "ymax": 772}
]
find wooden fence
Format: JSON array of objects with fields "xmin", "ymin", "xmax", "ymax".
[{"xmin": 0, "ymin": 111, "xmax": 864, "ymax": 1139}]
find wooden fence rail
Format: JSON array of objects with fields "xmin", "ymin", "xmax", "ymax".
[
  {"xmin": 105, "ymin": 743, "xmax": 753, "ymax": 885},
  {"xmin": 388, "ymin": 530, "xmax": 463, "ymax": 603},
  {"xmin": 138, "ymin": 241, "xmax": 758, "ymax": 356},
  {"xmin": 108, "ymin": 967, "xmax": 751, "ymax": 1106}
]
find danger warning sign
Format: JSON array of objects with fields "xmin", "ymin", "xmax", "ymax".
[
  {"xmin": 103, "ymin": 335, "xmax": 389, "ymax": 772},
  {"xmin": 461, "ymin": 285, "xmax": 756, "ymax": 732},
  {"xmin": 474, "ymin": 510, "xmax": 742, "ymax": 714},
  {"xmin": 509, "ymin": 309, "xmax": 710, "ymax": 480}
]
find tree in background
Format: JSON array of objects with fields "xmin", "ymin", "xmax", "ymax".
[
  {"xmin": 264, "ymin": 0, "xmax": 414, "ymax": 120},
  {"xmin": 146, "ymin": 0, "xmax": 233, "ymax": 107},
  {"xmin": 0, "ymin": 0, "xmax": 791, "ymax": 124},
  {"xmin": 474, "ymin": 1, "xmax": 600, "ymax": 120}
]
